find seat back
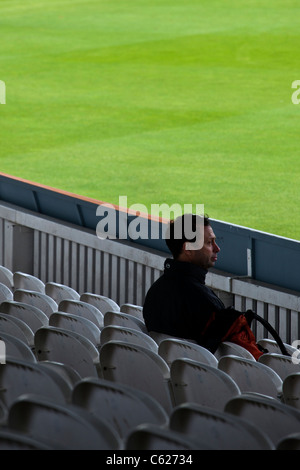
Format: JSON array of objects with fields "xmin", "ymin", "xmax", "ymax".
[
  {"xmin": 218, "ymin": 355, "xmax": 283, "ymax": 398},
  {"xmin": 258, "ymin": 338, "xmax": 297, "ymax": 355},
  {"xmin": 0, "ymin": 301, "xmax": 48, "ymax": 333},
  {"xmin": 277, "ymin": 433, "xmax": 300, "ymax": 450},
  {"xmin": 215, "ymin": 341, "xmax": 255, "ymax": 360},
  {"xmin": 104, "ymin": 310, "xmax": 147, "ymax": 334},
  {"xmin": 0, "ymin": 358, "xmax": 69, "ymax": 414},
  {"xmin": 170, "ymin": 358, "xmax": 240, "ymax": 410},
  {"xmin": 0, "ymin": 266, "xmax": 13, "ymax": 290},
  {"xmin": 38, "ymin": 361, "xmax": 81, "ymax": 395},
  {"xmin": 13, "ymin": 272, "xmax": 45, "ymax": 293},
  {"xmin": 0, "ymin": 332, "xmax": 36, "ymax": 363},
  {"xmin": 0, "ymin": 429, "xmax": 52, "ymax": 450},
  {"xmin": 58, "ymin": 299, "xmax": 104, "ymax": 328},
  {"xmin": 225, "ymin": 393, "xmax": 300, "ymax": 447},
  {"xmin": 120, "ymin": 303, "xmax": 143, "ymax": 321},
  {"xmin": 258, "ymin": 353, "xmax": 300, "ymax": 381},
  {"xmin": 14, "ymin": 289, "xmax": 58, "ymax": 318},
  {"xmin": 0, "ymin": 313, "xmax": 34, "ymax": 348},
  {"xmin": 100, "ymin": 341, "xmax": 173, "ymax": 413},
  {"xmin": 80, "ymin": 292, "xmax": 119, "ymax": 314},
  {"xmin": 8, "ymin": 395, "xmax": 120, "ymax": 450},
  {"xmin": 49, "ymin": 312, "xmax": 101, "ymax": 346},
  {"xmin": 0, "ymin": 282, "xmax": 13, "ymax": 302},
  {"xmin": 35, "ymin": 326, "xmax": 100, "ymax": 378},
  {"xmin": 125, "ymin": 423, "xmax": 208, "ymax": 450},
  {"xmin": 149, "ymin": 331, "xmax": 198, "ymax": 346},
  {"xmin": 170, "ymin": 403, "xmax": 274, "ymax": 450},
  {"xmin": 45, "ymin": 282, "xmax": 80, "ymax": 303},
  {"xmin": 158, "ymin": 338, "xmax": 218, "ymax": 368},
  {"xmin": 100, "ymin": 325, "xmax": 158, "ymax": 353},
  {"xmin": 282, "ymin": 373, "xmax": 300, "ymax": 409},
  {"xmin": 72, "ymin": 377, "xmax": 168, "ymax": 438}
]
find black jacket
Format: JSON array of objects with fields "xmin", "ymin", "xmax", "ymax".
[{"xmin": 143, "ymin": 258, "xmax": 240, "ymax": 352}]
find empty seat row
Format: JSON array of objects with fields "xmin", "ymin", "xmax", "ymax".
[
  {"xmin": 2, "ymin": 393, "xmax": 120, "ymax": 450},
  {"xmin": 1, "ymin": 278, "xmax": 300, "ymax": 406},
  {"xmin": 0, "ymin": 353, "xmax": 277, "ymax": 450},
  {"xmin": 2, "ymin": 359, "xmax": 300, "ymax": 450}
]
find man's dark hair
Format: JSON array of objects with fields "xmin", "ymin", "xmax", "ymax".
[{"xmin": 165, "ymin": 214, "xmax": 210, "ymax": 259}]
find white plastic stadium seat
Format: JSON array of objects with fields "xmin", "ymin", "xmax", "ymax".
[
  {"xmin": 99, "ymin": 341, "xmax": 173, "ymax": 413},
  {"xmin": 0, "ymin": 332, "xmax": 36, "ymax": 363},
  {"xmin": 169, "ymin": 403, "xmax": 274, "ymax": 450},
  {"xmin": 0, "ymin": 266, "xmax": 14, "ymax": 290},
  {"xmin": 13, "ymin": 272, "xmax": 45, "ymax": 293},
  {"xmin": 258, "ymin": 338, "xmax": 297, "ymax": 356},
  {"xmin": 258, "ymin": 353, "xmax": 300, "ymax": 381},
  {"xmin": 0, "ymin": 429, "xmax": 52, "ymax": 450},
  {"xmin": 80, "ymin": 292, "xmax": 119, "ymax": 314},
  {"xmin": 282, "ymin": 373, "xmax": 300, "ymax": 409},
  {"xmin": 8, "ymin": 395, "xmax": 120, "ymax": 450},
  {"xmin": 218, "ymin": 355, "xmax": 283, "ymax": 399},
  {"xmin": 35, "ymin": 326, "xmax": 100, "ymax": 378},
  {"xmin": 100, "ymin": 325, "xmax": 158, "ymax": 353},
  {"xmin": 215, "ymin": 341, "xmax": 255, "ymax": 360},
  {"xmin": 0, "ymin": 313, "xmax": 34, "ymax": 348},
  {"xmin": 170, "ymin": 358, "xmax": 240, "ymax": 410},
  {"xmin": 72, "ymin": 377, "xmax": 169, "ymax": 439},
  {"xmin": 38, "ymin": 361, "xmax": 81, "ymax": 399},
  {"xmin": 14, "ymin": 289, "xmax": 58, "ymax": 318},
  {"xmin": 0, "ymin": 358, "xmax": 70, "ymax": 418},
  {"xmin": 225, "ymin": 393, "xmax": 300, "ymax": 447},
  {"xmin": 120, "ymin": 303, "xmax": 143, "ymax": 321},
  {"xmin": 277, "ymin": 433, "xmax": 300, "ymax": 450},
  {"xmin": 149, "ymin": 331, "xmax": 197, "ymax": 346},
  {"xmin": 104, "ymin": 310, "xmax": 147, "ymax": 334},
  {"xmin": 45, "ymin": 282, "xmax": 80, "ymax": 303},
  {"xmin": 58, "ymin": 299, "xmax": 104, "ymax": 328},
  {"xmin": 0, "ymin": 283, "xmax": 13, "ymax": 302},
  {"xmin": 0, "ymin": 301, "xmax": 48, "ymax": 333},
  {"xmin": 158, "ymin": 338, "xmax": 218, "ymax": 368},
  {"xmin": 49, "ymin": 312, "xmax": 101, "ymax": 346},
  {"xmin": 125, "ymin": 423, "xmax": 208, "ymax": 450}
]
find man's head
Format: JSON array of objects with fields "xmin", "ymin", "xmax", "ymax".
[{"xmin": 165, "ymin": 214, "xmax": 220, "ymax": 270}]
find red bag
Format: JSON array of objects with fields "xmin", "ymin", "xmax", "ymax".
[
  {"xmin": 199, "ymin": 308, "xmax": 289, "ymax": 360},
  {"xmin": 221, "ymin": 314, "xmax": 264, "ymax": 360},
  {"xmin": 221, "ymin": 310, "xmax": 290, "ymax": 361}
]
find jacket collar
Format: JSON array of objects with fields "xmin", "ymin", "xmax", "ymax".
[{"xmin": 164, "ymin": 258, "xmax": 207, "ymax": 284}]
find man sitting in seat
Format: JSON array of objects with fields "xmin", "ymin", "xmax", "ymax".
[{"xmin": 143, "ymin": 214, "xmax": 240, "ymax": 353}]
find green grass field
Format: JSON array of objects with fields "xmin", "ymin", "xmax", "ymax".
[{"xmin": 0, "ymin": 0, "xmax": 299, "ymax": 240}]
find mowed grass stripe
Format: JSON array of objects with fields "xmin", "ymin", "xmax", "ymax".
[{"xmin": 0, "ymin": 0, "xmax": 299, "ymax": 239}]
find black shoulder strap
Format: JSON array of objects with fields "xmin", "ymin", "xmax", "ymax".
[{"xmin": 246, "ymin": 310, "xmax": 290, "ymax": 357}]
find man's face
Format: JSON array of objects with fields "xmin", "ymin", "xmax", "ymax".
[{"xmin": 186, "ymin": 225, "xmax": 220, "ymax": 269}]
